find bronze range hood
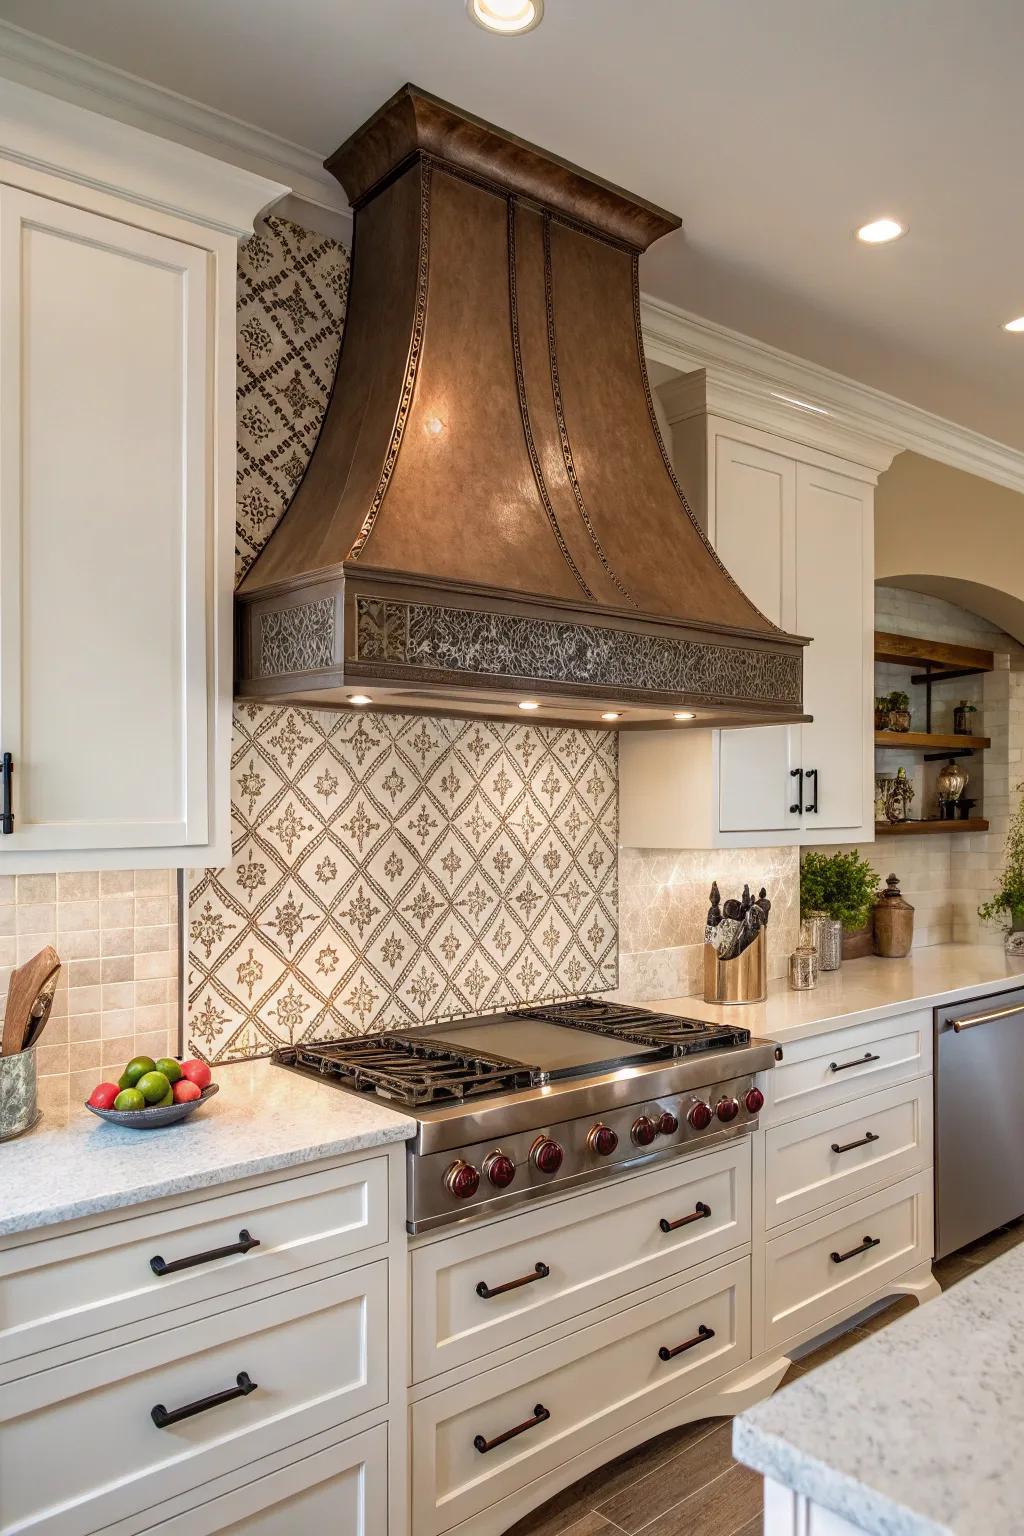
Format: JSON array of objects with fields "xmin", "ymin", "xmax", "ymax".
[{"xmin": 236, "ymin": 85, "xmax": 808, "ymax": 729}]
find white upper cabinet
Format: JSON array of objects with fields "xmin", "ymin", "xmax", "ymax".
[
  {"xmin": 620, "ymin": 371, "xmax": 889, "ymax": 850},
  {"xmin": 0, "ymin": 81, "xmax": 285, "ymax": 871}
]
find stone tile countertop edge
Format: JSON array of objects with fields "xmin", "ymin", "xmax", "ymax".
[
  {"xmin": 0, "ymin": 1058, "xmax": 416, "ymax": 1239},
  {"xmin": 642, "ymin": 944, "xmax": 1024, "ymax": 1045},
  {"xmin": 732, "ymin": 1245, "xmax": 1024, "ymax": 1536}
]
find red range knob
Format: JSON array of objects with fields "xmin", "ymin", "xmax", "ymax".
[
  {"xmin": 658, "ymin": 1111, "xmax": 679, "ymax": 1136},
  {"xmin": 483, "ymin": 1152, "xmax": 517, "ymax": 1188},
  {"xmin": 631, "ymin": 1115, "xmax": 658, "ymax": 1147},
  {"xmin": 744, "ymin": 1087, "xmax": 765, "ymax": 1115},
  {"xmin": 444, "ymin": 1160, "xmax": 480, "ymax": 1199},
  {"xmin": 688, "ymin": 1100, "xmax": 713, "ymax": 1130},
  {"xmin": 532, "ymin": 1137, "xmax": 564, "ymax": 1174},
  {"xmin": 716, "ymin": 1096, "xmax": 740, "ymax": 1123},
  {"xmin": 587, "ymin": 1124, "xmax": 619, "ymax": 1156}
]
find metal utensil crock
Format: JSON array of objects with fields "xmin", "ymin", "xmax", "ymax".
[
  {"xmin": 703, "ymin": 925, "xmax": 767, "ymax": 1005},
  {"xmin": 0, "ymin": 1040, "xmax": 40, "ymax": 1141}
]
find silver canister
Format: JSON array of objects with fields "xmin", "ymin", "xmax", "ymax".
[
  {"xmin": 0, "ymin": 1042, "xmax": 40, "ymax": 1141},
  {"xmin": 803, "ymin": 910, "xmax": 843, "ymax": 972},
  {"xmin": 789, "ymin": 947, "xmax": 818, "ymax": 990}
]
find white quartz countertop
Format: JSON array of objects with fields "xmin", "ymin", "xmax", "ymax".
[
  {"xmin": 646, "ymin": 944, "xmax": 1024, "ymax": 1045},
  {"xmin": 0, "ymin": 1058, "xmax": 415, "ymax": 1239},
  {"xmin": 733, "ymin": 1245, "xmax": 1024, "ymax": 1536}
]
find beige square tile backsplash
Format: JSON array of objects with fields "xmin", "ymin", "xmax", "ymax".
[{"xmin": 0, "ymin": 870, "xmax": 178, "ymax": 1114}]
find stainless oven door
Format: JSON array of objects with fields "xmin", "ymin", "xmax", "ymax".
[{"xmin": 935, "ymin": 987, "xmax": 1024, "ymax": 1258}]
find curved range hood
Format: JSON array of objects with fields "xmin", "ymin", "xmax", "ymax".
[{"xmin": 236, "ymin": 85, "xmax": 809, "ymax": 729}]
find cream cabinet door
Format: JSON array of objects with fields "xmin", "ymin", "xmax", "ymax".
[
  {"xmin": 715, "ymin": 436, "xmax": 800, "ymax": 835},
  {"xmin": 795, "ymin": 461, "xmax": 873, "ymax": 838},
  {"xmin": 0, "ymin": 185, "xmax": 213, "ymax": 862}
]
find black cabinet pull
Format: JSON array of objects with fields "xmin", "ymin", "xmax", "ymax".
[
  {"xmin": 658, "ymin": 1323, "xmax": 715, "ymax": 1361},
  {"xmin": 1, "ymin": 752, "xmax": 12, "ymax": 835},
  {"xmin": 474, "ymin": 1403, "xmax": 549, "ymax": 1453},
  {"xmin": 151, "ymin": 1371, "xmax": 257, "ymax": 1428},
  {"xmin": 789, "ymin": 767, "xmax": 802, "ymax": 814},
  {"xmin": 150, "ymin": 1229, "xmax": 260, "ymax": 1277},
  {"xmin": 831, "ymin": 1131, "xmax": 879, "ymax": 1155},
  {"xmin": 803, "ymin": 767, "xmax": 819, "ymax": 814},
  {"xmin": 828, "ymin": 1052, "xmax": 880, "ymax": 1074},
  {"xmin": 476, "ymin": 1262, "xmax": 550, "ymax": 1299},
  {"xmin": 830, "ymin": 1235, "xmax": 880, "ymax": 1264},
  {"xmin": 660, "ymin": 1201, "xmax": 711, "ymax": 1233}
]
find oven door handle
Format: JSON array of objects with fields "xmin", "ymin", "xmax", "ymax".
[{"xmin": 951, "ymin": 1002, "xmax": 1024, "ymax": 1032}]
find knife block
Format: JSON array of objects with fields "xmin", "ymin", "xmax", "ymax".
[{"xmin": 703, "ymin": 925, "xmax": 767, "ymax": 1006}]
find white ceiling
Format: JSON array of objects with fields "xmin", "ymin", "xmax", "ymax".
[{"xmin": 2, "ymin": 0, "xmax": 1022, "ymax": 448}]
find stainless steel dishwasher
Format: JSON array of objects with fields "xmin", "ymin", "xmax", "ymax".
[{"xmin": 935, "ymin": 985, "xmax": 1024, "ymax": 1257}]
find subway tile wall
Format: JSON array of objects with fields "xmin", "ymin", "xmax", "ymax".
[{"xmin": 0, "ymin": 871, "xmax": 179, "ymax": 1116}]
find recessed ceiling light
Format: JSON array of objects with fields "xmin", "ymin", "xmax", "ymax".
[
  {"xmin": 349, "ymin": 694, "xmax": 372, "ymax": 706},
  {"xmin": 1003, "ymin": 316, "xmax": 1024, "ymax": 333},
  {"xmin": 518, "ymin": 699, "xmax": 540, "ymax": 710},
  {"xmin": 673, "ymin": 711, "xmax": 696, "ymax": 721},
  {"xmin": 467, "ymin": 0, "xmax": 544, "ymax": 34},
  {"xmin": 856, "ymin": 217, "xmax": 905, "ymax": 245},
  {"xmin": 601, "ymin": 711, "xmax": 621, "ymax": 720}
]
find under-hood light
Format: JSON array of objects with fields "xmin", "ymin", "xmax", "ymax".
[
  {"xmin": 349, "ymin": 694, "xmax": 372, "ymax": 706},
  {"xmin": 601, "ymin": 711, "xmax": 621, "ymax": 720},
  {"xmin": 518, "ymin": 699, "xmax": 540, "ymax": 711},
  {"xmin": 856, "ymin": 217, "xmax": 905, "ymax": 244},
  {"xmin": 674, "ymin": 711, "xmax": 696, "ymax": 721}
]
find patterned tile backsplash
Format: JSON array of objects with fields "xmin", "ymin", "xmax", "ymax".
[{"xmin": 186, "ymin": 709, "xmax": 618, "ymax": 1061}]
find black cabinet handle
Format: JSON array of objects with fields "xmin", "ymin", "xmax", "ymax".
[
  {"xmin": 1, "ymin": 752, "xmax": 12, "ymax": 835},
  {"xmin": 803, "ymin": 767, "xmax": 819, "ymax": 814},
  {"xmin": 831, "ymin": 1131, "xmax": 879, "ymax": 1155},
  {"xmin": 659, "ymin": 1201, "xmax": 711, "ymax": 1233},
  {"xmin": 658, "ymin": 1323, "xmax": 715, "ymax": 1361},
  {"xmin": 151, "ymin": 1371, "xmax": 257, "ymax": 1428},
  {"xmin": 828, "ymin": 1052, "xmax": 880, "ymax": 1074},
  {"xmin": 474, "ymin": 1403, "xmax": 549, "ymax": 1453},
  {"xmin": 150, "ymin": 1229, "xmax": 260, "ymax": 1277},
  {"xmin": 789, "ymin": 767, "xmax": 802, "ymax": 814},
  {"xmin": 831, "ymin": 1235, "xmax": 880, "ymax": 1264},
  {"xmin": 476, "ymin": 1262, "xmax": 549, "ymax": 1299}
]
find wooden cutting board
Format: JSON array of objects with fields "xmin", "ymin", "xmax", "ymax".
[{"xmin": 1, "ymin": 946, "xmax": 61, "ymax": 1056}]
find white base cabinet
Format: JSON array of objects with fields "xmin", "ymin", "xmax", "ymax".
[
  {"xmin": 0, "ymin": 80, "xmax": 283, "ymax": 871},
  {"xmin": 620, "ymin": 370, "xmax": 895, "ymax": 849}
]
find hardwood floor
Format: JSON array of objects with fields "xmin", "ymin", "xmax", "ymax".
[{"xmin": 502, "ymin": 1219, "xmax": 1024, "ymax": 1536}]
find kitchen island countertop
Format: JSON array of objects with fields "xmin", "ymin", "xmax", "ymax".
[
  {"xmin": 0, "ymin": 1058, "xmax": 415, "ymax": 1238},
  {"xmin": 647, "ymin": 943, "xmax": 1024, "ymax": 1045},
  {"xmin": 733, "ymin": 1242, "xmax": 1024, "ymax": 1536}
]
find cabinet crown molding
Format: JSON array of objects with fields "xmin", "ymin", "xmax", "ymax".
[{"xmin": 0, "ymin": 75, "xmax": 288, "ymax": 236}]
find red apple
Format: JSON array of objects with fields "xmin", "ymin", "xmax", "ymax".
[
  {"xmin": 180, "ymin": 1059, "xmax": 212, "ymax": 1090},
  {"xmin": 172, "ymin": 1078, "xmax": 202, "ymax": 1104},
  {"xmin": 87, "ymin": 1082, "xmax": 120, "ymax": 1110}
]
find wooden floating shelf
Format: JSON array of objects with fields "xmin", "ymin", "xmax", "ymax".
[
  {"xmin": 874, "ymin": 630, "xmax": 995, "ymax": 676},
  {"xmin": 875, "ymin": 730, "xmax": 990, "ymax": 751},
  {"xmin": 875, "ymin": 818, "xmax": 989, "ymax": 836}
]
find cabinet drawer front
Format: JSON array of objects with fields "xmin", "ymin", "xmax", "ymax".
[
  {"xmin": 765, "ymin": 1011, "xmax": 931, "ymax": 1125},
  {"xmin": 0, "ymin": 1261, "xmax": 387, "ymax": 1536},
  {"xmin": 412, "ymin": 1257, "xmax": 750, "ymax": 1536},
  {"xmin": 0, "ymin": 1157, "xmax": 387, "ymax": 1374},
  {"xmin": 764, "ymin": 1173, "xmax": 932, "ymax": 1351},
  {"xmin": 412, "ymin": 1142, "xmax": 750, "ymax": 1383},
  {"xmin": 134, "ymin": 1424, "xmax": 387, "ymax": 1536},
  {"xmin": 765, "ymin": 1079, "xmax": 933, "ymax": 1229}
]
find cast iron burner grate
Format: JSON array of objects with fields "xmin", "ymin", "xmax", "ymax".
[
  {"xmin": 514, "ymin": 998, "xmax": 751, "ymax": 1054},
  {"xmin": 274, "ymin": 1034, "xmax": 539, "ymax": 1106}
]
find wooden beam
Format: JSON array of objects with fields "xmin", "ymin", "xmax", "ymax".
[{"xmin": 874, "ymin": 630, "xmax": 994, "ymax": 674}]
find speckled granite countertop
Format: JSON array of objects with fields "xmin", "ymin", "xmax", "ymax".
[
  {"xmin": 0, "ymin": 1058, "xmax": 415, "ymax": 1239},
  {"xmin": 734, "ymin": 1247, "xmax": 1024, "ymax": 1536},
  {"xmin": 648, "ymin": 944, "xmax": 1024, "ymax": 1045}
]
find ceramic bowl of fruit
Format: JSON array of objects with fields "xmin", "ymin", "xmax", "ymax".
[{"xmin": 85, "ymin": 1057, "xmax": 217, "ymax": 1128}]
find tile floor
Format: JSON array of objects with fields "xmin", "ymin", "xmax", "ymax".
[{"xmin": 503, "ymin": 1220, "xmax": 1024, "ymax": 1536}]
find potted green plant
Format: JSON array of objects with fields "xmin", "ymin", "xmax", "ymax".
[
  {"xmin": 953, "ymin": 700, "xmax": 977, "ymax": 736},
  {"xmin": 978, "ymin": 782, "xmax": 1024, "ymax": 956},
  {"xmin": 801, "ymin": 850, "xmax": 880, "ymax": 967},
  {"xmin": 886, "ymin": 690, "xmax": 912, "ymax": 732},
  {"xmin": 875, "ymin": 695, "xmax": 892, "ymax": 730}
]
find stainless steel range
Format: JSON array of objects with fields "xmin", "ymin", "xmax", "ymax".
[{"xmin": 275, "ymin": 999, "xmax": 777, "ymax": 1233}]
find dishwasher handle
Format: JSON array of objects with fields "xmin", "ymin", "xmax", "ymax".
[{"xmin": 951, "ymin": 1001, "xmax": 1024, "ymax": 1032}]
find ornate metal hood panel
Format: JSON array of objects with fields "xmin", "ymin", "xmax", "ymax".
[{"xmin": 236, "ymin": 86, "xmax": 807, "ymax": 728}]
